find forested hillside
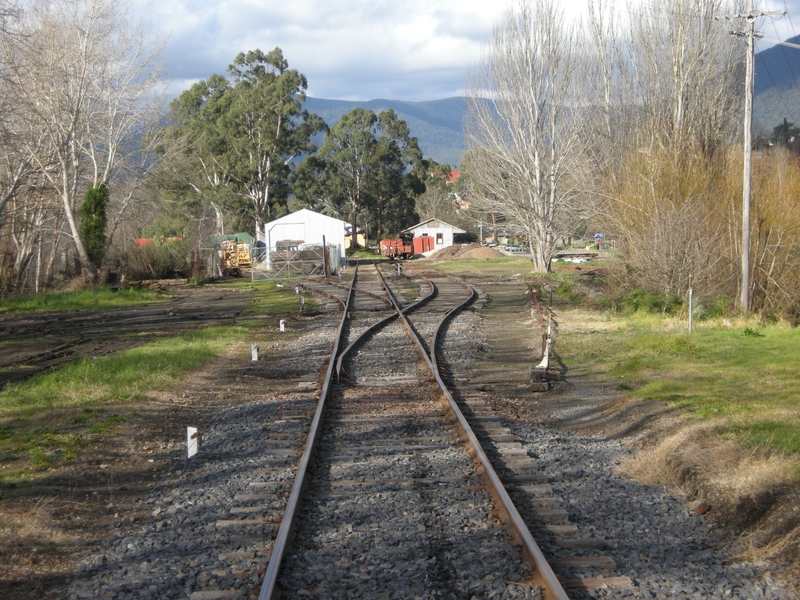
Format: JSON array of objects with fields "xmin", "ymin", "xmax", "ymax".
[{"xmin": 754, "ymin": 35, "xmax": 800, "ymax": 130}]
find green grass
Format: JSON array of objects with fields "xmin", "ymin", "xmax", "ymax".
[
  {"xmin": 0, "ymin": 286, "xmax": 167, "ymax": 313},
  {"xmin": 0, "ymin": 279, "xmax": 316, "ymax": 484},
  {"xmin": 347, "ymin": 248, "xmax": 386, "ymax": 259},
  {"xmin": 561, "ymin": 311, "xmax": 800, "ymax": 455},
  {"xmin": 1, "ymin": 326, "xmax": 245, "ymax": 411},
  {"xmin": 214, "ymin": 279, "xmax": 318, "ymax": 317},
  {"xmin": 427, "ymin": 256, "xmax": 539, "ymax": 278},
  {"xmin": 0, "ymin": 326, "xmax": 247, "ymax": 484}
]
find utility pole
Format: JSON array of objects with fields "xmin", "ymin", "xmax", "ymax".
[{"xmin": 720, "ymin": 3, "xmax": 785, "ymax": 313}]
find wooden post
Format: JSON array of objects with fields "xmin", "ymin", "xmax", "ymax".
[{"xmin": 322, "ymin": 235, "xmax": 329, "ymax": 279}]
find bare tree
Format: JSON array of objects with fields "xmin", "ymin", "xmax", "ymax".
[
  {"xmin": 2, "ymin": 0, "xmax": 165, "ymax": 280},
  {"xmin": 464, "ymin": 0, "xmax": 590, "ymax": 272},
  {"xmin": 621, "ymin": 0, "xmax": 742, "ymax": 152},
  {"xmin": 587, "ymin": 0, "xmax": 744, "ymax": 299}
]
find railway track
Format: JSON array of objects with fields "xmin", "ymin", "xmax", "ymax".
[
  {"xmin": 253, "ymin": 262, "xmax": 567, "ymax": 599},
  {"xmin": 64, "ymin": 262, "xmax": 629, "ymax": 599}
]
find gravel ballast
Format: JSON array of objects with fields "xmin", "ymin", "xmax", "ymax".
[{"xmin": 63, "ymin": 277, "xmax": 797, "ymax": 600}]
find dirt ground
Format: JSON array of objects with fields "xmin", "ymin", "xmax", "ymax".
[
  {"xmin": 0, "ymin": 279, "xmax": 318, "ymax": 599},
  {"xmin": 0, "ymin": 282, "xmax": 251, "ymax": 390},
  {"xmin": 0, "ymin": 273, "xmax": 797, "ymax": 597}
]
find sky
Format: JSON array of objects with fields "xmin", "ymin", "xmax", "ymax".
[{"xmin": 130, "ymin": 0, "xmax": 800, "ymax": 103}]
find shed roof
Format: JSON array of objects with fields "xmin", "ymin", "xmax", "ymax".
[
  {"xmin": 401, "ymin": 218, "xmax": 466, "ymax": 234},
  {"xmin": 205, "ymin": 232, "xmax": 255, "ymax": 247}
]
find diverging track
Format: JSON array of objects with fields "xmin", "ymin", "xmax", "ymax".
[{"xmin": 260, "ymin": 263, "xmax": 567, "ymax": 600}]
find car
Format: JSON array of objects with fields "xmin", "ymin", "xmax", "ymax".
[{"xmin": 504, "ymin": 244, "xmax": 524, "ymax": 252}]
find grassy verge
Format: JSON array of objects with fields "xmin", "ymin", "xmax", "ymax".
[
  {"xmin": 559, "ymin": 309, "xmax": 800, "ymax": 457},
  {"xmin": 426, "ymin": 256, "xmax": 540, "ymax": 277},
  {"xmin": 0, "ymin": 286, "xmax": 168, "ymax": 313},
  {"xmin": 215, "ymin": 279, "xmax": 317, "ymax": 323},
  {"xmin": 0, "ymin": 326, "xmax": 246, "ymax": 484},
  {"xmin": 0, "ymin": 280, "xmax": 308, "ymax": 485}
]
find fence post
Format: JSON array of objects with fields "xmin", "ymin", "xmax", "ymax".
[{"xmin": 322, "ymin": 235, "xmax": 329, "ymax": 279}]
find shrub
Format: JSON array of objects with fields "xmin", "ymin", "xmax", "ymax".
[
  {"xmin": 619, "ymin": 288, "xmax": 683, "ymax": 314},
  {"xmin": 79, "ymin": 185, "xmax": 109, "ymax": 267},
  {"xmin": 123, "ymin": 240, "xmax": 189, "ymax": 280},
  {"xmin": 705, "ymin": 294, "xmax": 734, "ymax": 319},
  {"xmin": 554, "ymin": 282, "xmax": 583, "ymax": 303}
]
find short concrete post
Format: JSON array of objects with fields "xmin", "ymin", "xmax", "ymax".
[
  {"xmin": 251, "ymin": 343, "xmax": 259, "ymax": 362},
  {"xmin": 279, "ymin": 319, "xmax": 285, "ymax": 332}
]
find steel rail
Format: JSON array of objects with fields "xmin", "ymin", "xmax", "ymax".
[
  {"xmin": 334, "ymin": 264, "xmax": 436, "ymax": 381},
  {"xmin": 427, "ymin": 276, "xmax": 569, "ymax": 600},
  {"xmin": 372, "ymin": 266, "xmax": 441, "ymax": 367},
  {"xmin": 296, "ymin": 283, "xmax": 346, "ymax": 311},
  {"xmin": 380, "ymin": 270, "xmax": 568, "ymax": 600},
  {"xmin": 257, "ymin": 265, "xmax": 358, "ymax": 600},
  {"xmin": 324, "ymin": 279, "xmax": 393, "ymax": 307}
]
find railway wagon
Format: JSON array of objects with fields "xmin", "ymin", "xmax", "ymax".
[{"xmin": 380, "ymin": 238, "xmax": 413, "ymax": 259}]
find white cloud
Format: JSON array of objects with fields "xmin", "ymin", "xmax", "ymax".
[
  {"xmin": 133, "ymin": 0, "xmax": 513, "ymax": 100},
  {"xmin": 133, "ymin": 0, "xmax": 800, "ymax": 101}
]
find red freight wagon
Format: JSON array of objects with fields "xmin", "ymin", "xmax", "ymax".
[{"xmin": 380, "ymin": 239, "xmax": 413, "ymax": 259}]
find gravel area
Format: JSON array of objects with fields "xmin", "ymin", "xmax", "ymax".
[
  {"xmin": 63, "ymin": 325, "xmax": 336, "ymax": 600},
  {"xmin": 514, "ymin": 423, "xmax": 796, "ymax": 599},
  {"xmin": 440, "ymin": 298, "xmax": 798, "ymax": 599},
  {"xmin": 58, "ymin": 273, "xmax": 797, "ymax": 600}
]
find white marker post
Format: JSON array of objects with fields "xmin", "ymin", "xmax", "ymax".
[
  {"xmin": 187, "ymin": 427, "xmax": 199, "ymax": 458},
  {"xmin": 688, "ymin": 274, "xmax": 694, "ymax": 333},
  {"xmin": 279, "ymin": 319, "xmax": 285, "ymax": 332},
  {"xmin": 251, "ymin": 343, "xmax": 259, "ymax": 361}
]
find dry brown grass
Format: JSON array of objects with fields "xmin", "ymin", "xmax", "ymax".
[
  {"xmin": 617, "ymin": 421, "xmax": 792, "ymax": 497},
  {"xmin": 0, "ymin": 497, "xmax": 74, "ymax": 568},
  {"xmin": 617, "ymin": 420, "xmax": 800, "ymax": 585}
]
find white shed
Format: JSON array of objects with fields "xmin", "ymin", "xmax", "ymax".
[
  {"xmin": 260, "ymin": 209, "xmax": 347, "ymax": 267},
  {"xmin": 401, "ymin": 218, "xmax": 466, "ymax": 250}
]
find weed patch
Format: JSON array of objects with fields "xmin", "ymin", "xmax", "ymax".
[
  {"xmin": 0, "ymin": 326, "xmax": 245, "ymax": 483},
  {"xmin": 0, "ymin": 286, "xmax": 167, "ymax": 313}
]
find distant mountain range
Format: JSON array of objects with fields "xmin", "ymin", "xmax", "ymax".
[
  {"xmin": 755, "ymin": 35, "xmax": 800, "ymax": 132},
  {"xmin": 304, "ymin": 97, "xmax": 467, "ymax": 168},
  {"xmin": 301, "ymin": 40, "xmax": 800, "ymax": 165}
]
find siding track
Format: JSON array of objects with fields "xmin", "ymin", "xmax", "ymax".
[{"xmin": 258, "ymin": 263, "xmax": 568, "ymax": 600}]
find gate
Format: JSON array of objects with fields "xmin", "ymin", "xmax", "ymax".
[{"xmin": 250, "ymin": 243, "xmax": 342, "ymax": 282}]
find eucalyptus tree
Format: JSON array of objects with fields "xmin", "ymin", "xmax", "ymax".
[
  {"xmin": 164, "ymin": 48, "xmax": 325, "ymax": 237},
  {"xmin": 464, "ymin": 0, "xmax": 590, "ymax": 272},
  {"xmin": 293, "ymin": 108, "xmax": 422, "ymax": 248},
  {"xmin": 414, "ymin": 160, "xmax": 459, "ymax": 223},
  {"xmin": 371, "ymin": 110, "xmax": 424, "ymax": 241}
]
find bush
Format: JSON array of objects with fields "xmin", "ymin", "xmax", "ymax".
[
  {"xmin": 554, "ymin": 282, "xmax": 584, "ymax": 303},
  {"xmin": 594, "ymin": 294, "xmax": 616, "ymax": 310},
  {"xmin": 705, "ymin": 294, "xmax": 734, "ymax": 319},
  {"xmin": 619, "ymin": 288, "xmax": 683, "ymax": 315},
  {"xmin": 123, "ymin": 240, "xmax": 189, "ymax": 280},
  {"xmin": 79, "ymin": 185, "xmax": 109, "ymax": 267}
]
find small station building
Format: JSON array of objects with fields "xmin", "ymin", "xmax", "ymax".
[{"xmin": 401, "ymin": 218, "xmax": 466, "ymax": 253}]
